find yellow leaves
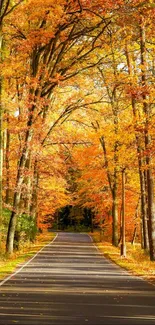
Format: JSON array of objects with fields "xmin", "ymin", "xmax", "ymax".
[
  {"xmin": 23, "ymin": 0, "xmax": 66, "ymax": 24},
  {"xmin": 4, "ymin": 0, "xmax": 69, "ymax": 59}
]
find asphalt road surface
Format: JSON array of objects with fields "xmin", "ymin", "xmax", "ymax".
[{"xmin": 0, "ymin": 232, "xmax": 155, "ymax": 325}]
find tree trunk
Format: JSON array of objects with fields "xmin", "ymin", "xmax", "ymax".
[
  {"xmin": 140, "ymin": 21, "xmax": 155, "ymax": 261},
  {"xmin": 131, "ymin": 226, "xmax": 137, "ymax": 245},
  {"xmin": 5, "ymin": 112, "xmax": 10, "ymax": 204},
  {"xmin": 24, "ymin": 154, "xmax": 32, "ymax": 216},
  {"xmin": 90, "ymin": 210, "xmax": 94, "ymax": 233},
  {"xmin": 30, "ymin": 159, "xmax": 39, "ymax": 232},
  {"xmin": 140, "ymin": 169, "xmax": 149, "ymax": 250},
  {"xmin": 0, "ymin": 22, "xmax": 3, "ymax": 239},
  {"xmin": 112, "ymin": 181, "xmax": 118, "ymax": 247},
  {"xmin": 118, "ymin": 203, "xmax": 122, "ymax": 245},
  {"xmin": 147, "ymin": 169, "xmax": 155, "ymax": 260},
  {"xmin": 6, "ymin": 191, "xmax": 20, "ymax": 254},
  {"xmin": 6, "ymin": 127, "xmax": 33, "ymax": 254},
  {"xmin": 100, "ymin": 135, "xmax": 119, "ymax": 247},
  {"xmin": 112, "ymin": 111, "xmax": 119, "ymax": 247},
  {"xmin": 120, "ymin": 168, "xmax": 126, "ymax": 257},
  {"xmin": 125, "ymin": 40, "xmax": 149, "ymax": 250},
  {"xmin": 98, "ymin": 55, "xmax": 119, "ymax": 248},
  {"xmin": 99, "ymin": 217, "xmax": 104, "ymax": 242},
  {"xmin": 131, "ymin": 197, "xmax": 140, "ymax": 245}
]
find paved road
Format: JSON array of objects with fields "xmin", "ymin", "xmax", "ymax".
[{"xmin": 0, "ymin": 232, "xmax": 155, "ymax": 324}]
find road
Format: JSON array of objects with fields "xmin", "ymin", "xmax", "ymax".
[{"xmin": 0, "ymin": 232, "xmax": 155, "ymax": 324}]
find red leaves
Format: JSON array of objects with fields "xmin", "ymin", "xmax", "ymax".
[{"xmin": 126, "ymin": 85, "xmax": 151, "ymax": 100}]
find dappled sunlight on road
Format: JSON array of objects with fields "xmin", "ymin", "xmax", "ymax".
[{"xmin": 0, "ymin": 233, "xmax": 155, "ymax": 324}]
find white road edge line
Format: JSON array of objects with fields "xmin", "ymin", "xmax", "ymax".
[
  {"xmin": 0, "ymin": 233, "xmax": 58, "ymax": 287},
  {"xmin": 86, "ymin": 233, "xmax": 93, "ymax": 242}
]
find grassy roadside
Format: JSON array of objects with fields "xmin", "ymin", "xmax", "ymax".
[
  {"xmin": 90, "ymin": 231, "xmax": 155, "ymax": 285},
  {"xmin": 0, "ymin": 231, "xmax": 56, "ymax": 281}
]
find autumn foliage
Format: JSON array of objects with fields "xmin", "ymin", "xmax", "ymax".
[{"xmin": 0, "ymin": 0, "xmax": 155, "ymax": 259}]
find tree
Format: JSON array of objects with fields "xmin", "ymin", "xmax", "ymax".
[
  {"xmin": 4, "ymin": 0, "xmax": 113, "ymax": 253},
  {"xmin": 0, "ymin": 0, "xmax": 23, "ymax": 243}
]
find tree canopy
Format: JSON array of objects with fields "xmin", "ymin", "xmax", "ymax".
[{"xmin": 0, "ymin": 0, "xmax": 155, "ymax": 260}]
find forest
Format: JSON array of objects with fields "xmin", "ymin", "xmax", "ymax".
[{"xmin": 0, "ymin": 0, "xmax": 155, "ymax": 261}]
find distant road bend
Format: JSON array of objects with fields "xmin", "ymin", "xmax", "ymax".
[{"xmin": 0, "ymin": 232, "xmax": 155, "ymax": 324}]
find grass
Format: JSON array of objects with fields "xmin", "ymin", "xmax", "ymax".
[
  {"xmin": 90, "ymin": 231, "xmax": 155, "ymax": 285},
  {"xmin": 0, "ymin": 231, "xmax": 56, "ymax": 281}
]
